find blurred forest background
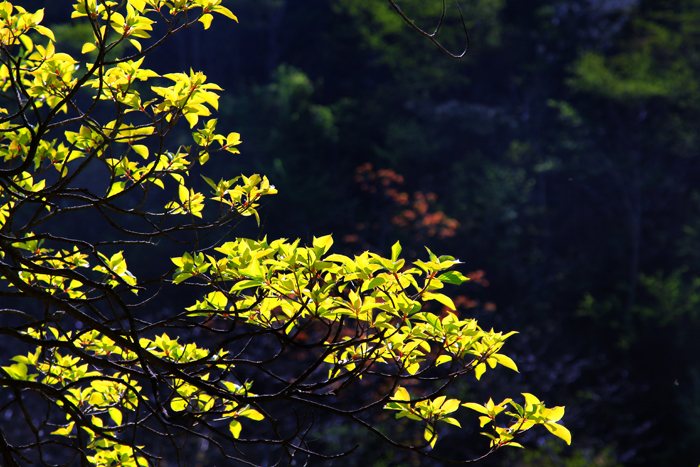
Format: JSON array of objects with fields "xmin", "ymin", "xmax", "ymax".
[{"xmin": 19, "ymin": 0, "xmax": 700, "ymax": 465}]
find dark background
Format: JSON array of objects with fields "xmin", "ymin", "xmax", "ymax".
[{"xmin": 18, "ymin": 0, "xmax": 700, "ymax": 465}]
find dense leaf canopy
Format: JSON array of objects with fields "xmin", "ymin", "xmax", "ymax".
[{"xmin": 0, "ymin": 1, "xmax": 577, "ymax": 466}]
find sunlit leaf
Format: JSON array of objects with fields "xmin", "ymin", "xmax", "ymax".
[
  {"xmin": 544, "ymin": 422, "xmax": 572, "ymax": 445},
  {"xmin": 437, "ymin": 271, "xmax": 469, "ymax": 285},
  {"xmin": 229, "ymin": 420, "xmax": 242, "ymax": 438},
  {"xmin": 391, "ymin": 241, "xmax": 402, "ymax": 262},
  {"xmin": 82, "ymin": 42, "xmax": 97, "ymax": 54},
  {"xmin": 109, "ymin": 408, "xmax": 123, "ymax": 426},
  {"xmin": 474, "ymin": 362, "xmax": 486, "ymax": 380},
  {"xmin": 462, "ymin": 402, "xmax": 490, "ymax": 415},
  {"xmin": 50, "ymin": 422, "xmax": 75, "ymax": 436}
]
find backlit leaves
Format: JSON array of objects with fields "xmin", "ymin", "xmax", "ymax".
[
  {"xmin": 0, "ymin": 2, "xmax": 569, "ymax": 466},
  {"xmin": 385, "ymin": 387, "xmax": 463, "ymax": 447},
  {"xmin": 463, "ymin": 394, "xmax": 571, "ymax": 447},
  {"xmin": 173, "ymin": 236, "xmax": 562, "ymax": 449}
]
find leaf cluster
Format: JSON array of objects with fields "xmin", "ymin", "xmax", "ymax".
[{"xmin": 0, "ymin": 1, "xmax": 569, "ymax": 466}]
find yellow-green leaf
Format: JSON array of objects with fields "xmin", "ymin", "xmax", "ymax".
[
  {"xmin": 229, "ymin": 419, "xmax": 242, "ymax": 438},
  {"xmin": 129, "ymin": 38, "xmax": 142, "ymax": 51},
  {"xmin": 544, "ymin": 405, "xmax": 566, "ymax": 423},
  {"xmin": 422, "ymin": 292, "xmax": 456, "ymax": 310},
  {"xmin": 170, "ymin": 397, "xmax": 187, "ymax": 412},
  {"xmin": 88, "ymin": 391, "xmax": 105, "ymax": 405},
  {"xmin": 226, "ymin": 132, "xmax": 241, "ymax": 146},
  {"xmin": 493, "ymin": 353, "xmax": 519, "ymax": 372},
  {"xmin": 462, "ymin": 402, "xmax": 490, "ymax": 415},
  {"xmin": 185, "ymin": 113, "xmax": 199, "ymax": 128},
  {"xmin": 474, "ymin": 362, "xmax": 486, "ymax": 380},
  {"xmin": 213, "ymin": 5, "xmax": 238, "ymax": 22},
  {"xmin": 440, "ymin": 398, "xmax": 460, "ymax": 414},
  {"xmin": 199, "ymin": 13, "xmax": 214, "ymax": 29},
  {"xmin": 392, "ymin": 386, "xmax": 410, "ymax": 402},
  {"xmin": 107, "ymin": 181, "xmax": 126, "ymax": 198},
  {"xmin": 424, "ymin": 427, "xmax": 437, "ymax": 448},
  {"xmin": 544, "ymin": 422, "xmax": 572, "ymax": 445},
  {"xmin": 437, "ymin": 270, "xmax": 469, "ymax": 285},
  {"xmin": 109, "ymin": 408, "xmax": 122, "ymax": 426},
  {"xmin": 240, "ymin": 408, "xmax": 264, "ymax": 421},
  {"xmin": 435, "ymin": 354, "xmax": 452, "ymax": 366},
  {"xmin": 131, "ymin": 144, "xmax": 149, "ymax": 159},
  {"xmin": 128, "ymin": 0, "xmax": 147, "ymax": 13},
  {"xmin": 522, "ymin": 393, "xmax": 541, "ymax": 407},
  {"xmin": 441, "ymin": 416, "xmax": 461, "ymax": 428},
  {"xmin": 50, "ymin": 421, "xmax": 75, "ymax": 436},
  {"xmin": 82, "ymin": 42, "xmax": 97, "ymax": 54},
  {"xmin": 312, "ymin": 234, "xmax": 333, "ymax": 254},
  {"xmin": 391, "ymin": 241, "xmax": 402, "ymax": 262},
  {"xmin": 34, "ymin": 25, "xmax": 56, "ymax": 41}
]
